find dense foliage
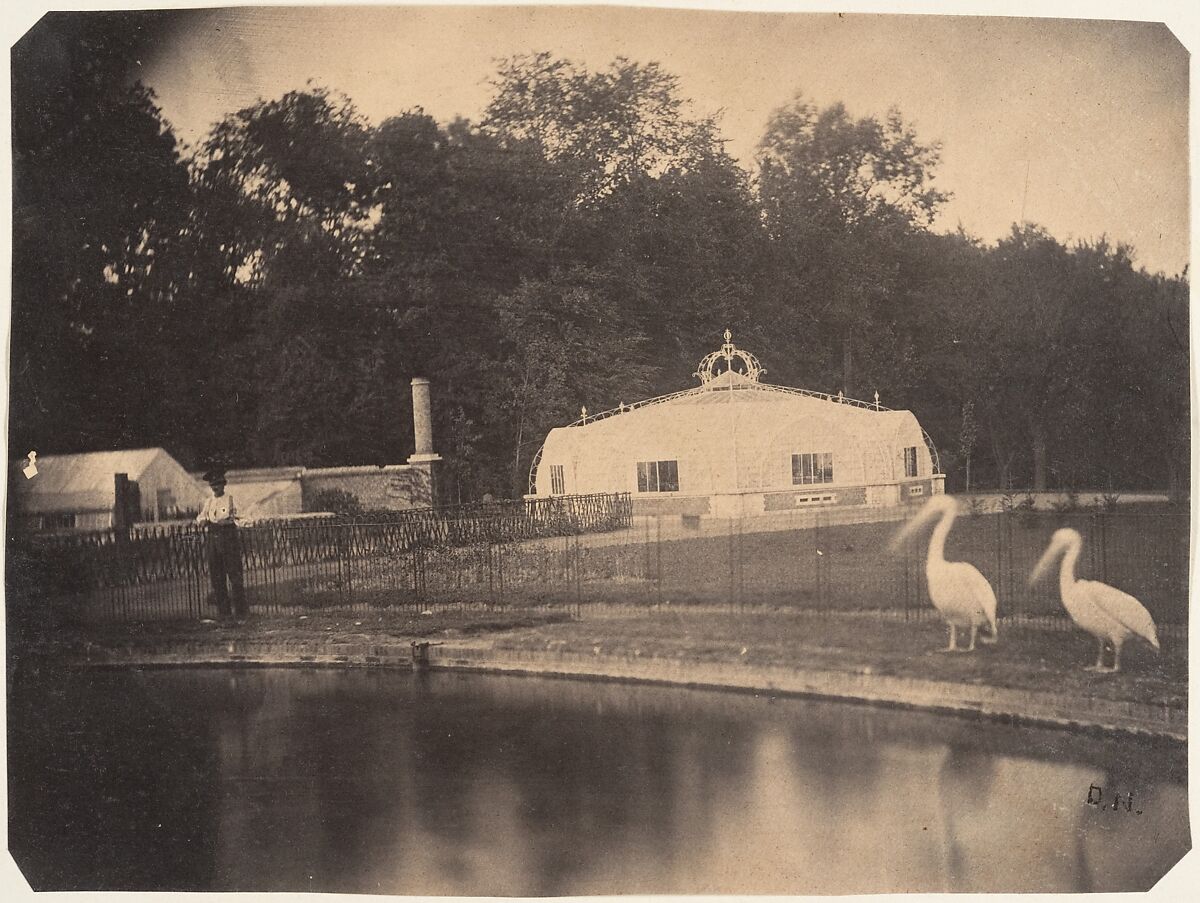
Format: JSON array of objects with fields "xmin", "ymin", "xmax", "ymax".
[{"xmin": 10, "ymin": 16, "xmax": 1189, "ymax": 500}]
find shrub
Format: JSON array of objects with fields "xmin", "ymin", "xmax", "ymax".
[
  {"xmin": 306, "ymin": 488, "xmax": 363, "ymax": 515},
  {"xmin": 1051, "ymin": 490, "xmax": 1081, "ymax": 514}
]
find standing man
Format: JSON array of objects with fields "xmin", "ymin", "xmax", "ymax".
[{"xmin": 196, "ymin": 469, "xmax": 248, "ymax": 623}]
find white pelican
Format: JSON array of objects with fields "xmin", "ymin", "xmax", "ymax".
[
  {"xmin": 1030, "ymin": 528, "xmax": 1159, "ymax": 673},
  {"xmin": 891, "ymin": 496, "xmax": 998, "ymax": 652}
]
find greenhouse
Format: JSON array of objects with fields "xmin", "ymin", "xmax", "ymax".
[{"xmin": 529, "ymin": 332, "xmax": 943, "ymax": 520}]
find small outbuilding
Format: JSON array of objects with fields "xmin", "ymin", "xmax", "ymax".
[
  {"xmin": 14, "ymin": 447, "xmax": 207, "ymax": 531},
  {"xmin": 529, "ymin": 332, "xmax": 944, "ymax": 520}
]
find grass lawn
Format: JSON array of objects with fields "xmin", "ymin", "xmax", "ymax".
[{"xmin": 497, "ymin": 511, "xmax": 1190, "ymax": 629}]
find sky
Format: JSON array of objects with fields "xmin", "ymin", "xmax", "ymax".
[{"xmin": 118, "ymin": 4, "xmax": 1192, "ymax": 277}]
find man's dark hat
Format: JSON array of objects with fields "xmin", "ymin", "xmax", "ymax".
[{"xmin": 202, "ymin": 468, "xmax": 227, "ymax": 484}]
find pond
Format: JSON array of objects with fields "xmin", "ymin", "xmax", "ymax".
[{"xmin": 7, "ymin": 666, "xmax": 1189, "ymax": 894}]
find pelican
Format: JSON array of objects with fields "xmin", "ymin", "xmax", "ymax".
[
  {"xmin": 891, "ymin": 496, "xmax": 998, "ymax": 652},
  {"xmin": 1030, "ymin": 528, "xmax": 1159, "ymax": 673}
]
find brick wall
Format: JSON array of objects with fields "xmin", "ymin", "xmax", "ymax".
[{"xmin": 763, "ymin": 485, "xmax": 867, "ymax": 511}]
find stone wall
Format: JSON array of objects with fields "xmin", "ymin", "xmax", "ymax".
[
  {"xmin": 220, "ymin": 467, "xmax": 305, "ymax": 519},
  {"xmin": 301, "ymin": 464, "xmax": 433, "ymax": 512},
  {"xmin": 630, "ymin": 495, "xmax": 712, "ymax": 517},
  {"xmin": 215, "ymin": 463, "xmax": 436, "ymax": 517}
]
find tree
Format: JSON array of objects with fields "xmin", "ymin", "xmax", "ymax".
[
  {"xmin": 484, "ymin": 53, "xmax": 726, "ymax": 206},
  {"xmin": 492, "ymin": 268, "xmax": 660, "ymax": 496},
  {"xmin": 581, "ymin": 149, "xmax": 770, "ymax": 387},
  {"xmin": 932, "ymin": 226, "xmax": 1189, "ymax": 493},
  {"xmin": 183, "ymin": 88, "xmax": 390, "ymax": 467},
  {"xmin": 759, "ymin": 96, "xmax": 948, "ymax": 231},
  {"xmin": 757, "ymin": 95, "xmax": 950, "ymax": 399},
  {"xmin": 357, "ymin": 110, "xmax": 582, "ymax": 493},
  {"xmin": 958, "ymin": 401, "xmax": 979, "ymax": 493},
  {"xmin": 191, "ymin": 85, "xmax": 374, "ymax": 288},
  {"xmin": 486, "ymin": 53, "xmax": 770, "ymax": 389},
  {"xmin": 10, "ymin": 13, "xmax": 196, "ymax": 457}
]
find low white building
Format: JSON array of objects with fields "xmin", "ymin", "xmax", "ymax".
[
  {"xmin": 15, "ymin": 447, "xmax": 207, "ymax": 531},
  {"xmin": 529, "ymin": 332, "xmax": 943, "ymax": 520}
]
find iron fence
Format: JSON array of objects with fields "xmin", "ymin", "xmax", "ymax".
[
  {"xmin": 635, "ymin": 509, "xmax": 1189, "ymax": 633},
  {"xmin": 7, "ymin": 502, "xmax": 1189, "ymax": 633},
  {"xmin": 8, "ymin": 493, "xmax": 632, "ymax": 623}
]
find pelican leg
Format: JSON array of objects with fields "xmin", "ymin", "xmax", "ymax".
[
  {"xmin": 1108, "ymin": 643, "xmax": 1123, "ymax": 674},
  {"xmin": 1084, "ymin": 637, "xmax": 1106, "ymax": 671},
  {"xmin": 938, "ymin": 624, "xmax": 959, "ymax": 653}
]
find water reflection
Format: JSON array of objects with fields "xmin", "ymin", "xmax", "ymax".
[{"xmin": 8, "ymin": 667, "xmax": 1189, "ymax": 893}]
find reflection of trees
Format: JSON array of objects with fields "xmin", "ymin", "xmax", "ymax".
[
  {"xmin": 397, "ymin": 676, "xmax": 757, "ymax": 895},
  {"xmin": 8, "ymin": 666, "xmax": 221, "ymax": 890},
  {"xmin": 787, "ymin": 703, "xmax": 885, "ymax": 794},
  {"xmin": 784, "ymin": 705, "xmax": 885, "ymax": 862},
  {"xmin": 173, "ymin": 670, "xmax": 760, "ymax": 894}
]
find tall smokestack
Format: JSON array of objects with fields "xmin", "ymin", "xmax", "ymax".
[
  {"xmin": 411, "ymin": 377, "xmax": 434, "ymax": 456},
  {"xmin": 407, "ymin": 377, "xmax": 441, "ymax": 507}
]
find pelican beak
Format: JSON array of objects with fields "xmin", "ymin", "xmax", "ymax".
[
  {"xmin": 889, "ymin": 516, "xmax": 919, "ymax": 554},
  {"xmin": 1029, "ymin": 539, "xmax": 1060, "ymax": 587},
  {"xmin": 889, "ymin": 500, "xmax": 939, "ymax": 553}
]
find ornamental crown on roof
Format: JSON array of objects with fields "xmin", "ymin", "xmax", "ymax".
[{"xmin": 694, "ymin": 329, "xmax": 764, "ymax": 385}]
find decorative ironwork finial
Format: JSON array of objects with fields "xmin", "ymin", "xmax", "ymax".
[
  {"xmin": 695, "ymin": 329, "xmax": 764, "ymax": 385},
  {"xmin": 874, "ymin": 391, "xmax": 881, "ymax": 409}
]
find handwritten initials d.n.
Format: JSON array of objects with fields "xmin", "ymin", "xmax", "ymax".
[{"xmin": 1086, "ymin": 784, "xmax": 1142, "ymax": 814}]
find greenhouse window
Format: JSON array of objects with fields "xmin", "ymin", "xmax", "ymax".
[
  {"xmin": 549, "ymin": 464, "xmax": 565, "ymax": 496},
  {"xmin": 637, "ymin": 460, "xmax": 679, "ymax": 493},
  {"xmin": 904, "ymin": 446, "xmax": 919, "ymax": 478},
  {"xmin": 792, "ymin": 452, "xmax": 834, "ymax": 485}
]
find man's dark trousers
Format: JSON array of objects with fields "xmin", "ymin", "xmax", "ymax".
[{"xmin": 207, "ymin": 524, "xmax": 247, "ymax": 618}]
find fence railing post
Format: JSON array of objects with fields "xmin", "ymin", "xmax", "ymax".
[
  {"xmin": 815, "ymin": 512, "xmax": 823, "ymax": 609},
  {"xmin": 995, "ymin": 512, "xmax": 1004, "ymax": 620},
  {"xmin": 573, "ymin": 533, "xmax": 582, "ymax": 616},
  {"xmin": 655, "ymin": 516, "xmax": 663, "ymax": 607},
  {"xmin": 727, "ymin": 517, "xmax": 736, "ymax": 612},
  {"xmin": 1099, "ymin": 513, "xmax": 1109, "ymax": 584},
  {"xmin": 1005, "ymin": 512, "xmax": 1014, "ymax": 617},
  {"xmin": 903, "ymin": 538, "xmax": 912, "ymax": 620},
  {"xmin": 497, "ymin": 542, "xmax": 505, "ymax": 606}
]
